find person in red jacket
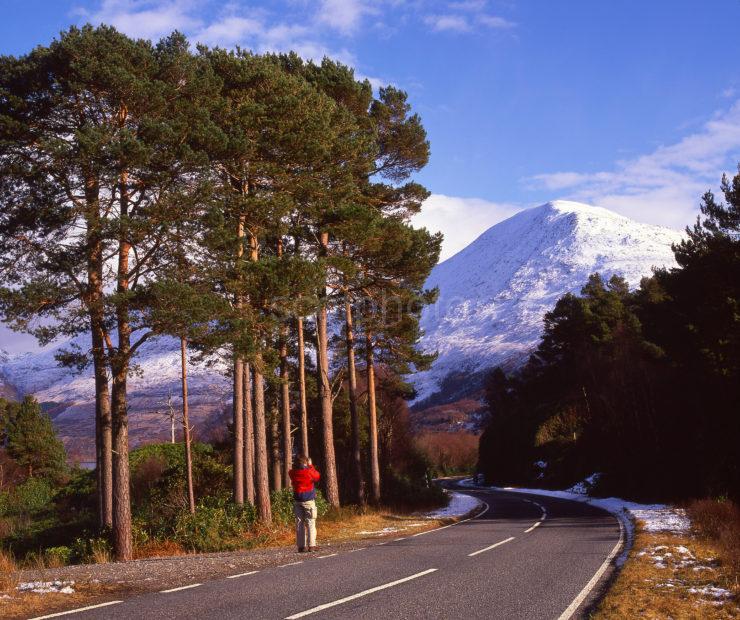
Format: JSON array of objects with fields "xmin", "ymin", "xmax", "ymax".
[{"xmin": 288, "ymin": 454, "xmax": 321, "ymax": 552}]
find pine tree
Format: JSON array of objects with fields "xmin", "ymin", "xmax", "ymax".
[
  {"xmin": 0, "ymin": 26, "xmax": 222, "ymax": 558},
  {"xmin": 6, "ymin": 397, "xmax": 67, "ymax": 479}
]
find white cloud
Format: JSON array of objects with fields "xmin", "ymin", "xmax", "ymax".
[
  {"xmin": 317, "ymin": 0, "xmax": 374, "ymax": 35},
  {"xmin": 84, "ymin": 0, "xmax": 203, "ymax": 40},
  {"xmin": 529, "ymin": 101, "xmax": 740, "ymax": 230},
  {"xmin": 413, "ymin": 194, "xmax": 522, "ymax": 260},
  {"xmin": 195, "ymin": 16, "xmax": 262, "ymax": 47},
  {"xmin": 448, "ymin": 0, "xmax": 487, "ymax": 11},
  {"xmin": 424, "ymin": 9, "xmax": 515, "ymax": 33},
  {"xmin": 478, "ymin": 15, "xmax": 516, "ymax": 29},
  {"xmin": 424, "ymin": 14, "xmax": 471, "ymax": 32}
]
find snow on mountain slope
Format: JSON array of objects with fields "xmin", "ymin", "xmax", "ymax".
[
  {"xmin": 412, "ymin": 200, "xmax": 683, "ymax": 406},
  {"xmin": 0, "ymin": 336, "xmax": 232, "ymax": 461}
]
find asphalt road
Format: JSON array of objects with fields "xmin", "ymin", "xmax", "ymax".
[{"xmin": 33, "ymin": 486, "xmax": 622, "ymax": 620}]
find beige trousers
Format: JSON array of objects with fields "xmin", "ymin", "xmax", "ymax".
[{"xmin": 294, "ymin": 500, "xmax": 317, "ymax": 549}]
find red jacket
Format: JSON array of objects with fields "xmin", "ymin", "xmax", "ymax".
[{"xmin": 289, "ymin": 465, "xmax": 320, "ymax": 501}]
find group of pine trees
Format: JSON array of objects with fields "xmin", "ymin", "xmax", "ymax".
[
  {"xmin": 479, "ymin": 169, "xmax": 740, "ymax": 501},
  {"xmin": 0, "ymin": 26, "xmax": 441, "ymax": 560}
]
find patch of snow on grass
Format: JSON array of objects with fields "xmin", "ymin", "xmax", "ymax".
[
  {"xmin": 689, "ymin": 586, "xmax": 732, "ymax": 600},
  {"xmin": 17, "ymin": 580, "xmax": 75, "ymax": 594},
  {"xmin": 423, "ymin": 491, "xmax": 482, "ymax": 519},
  {"xmin": 357, "ymin": 527, "xmax": 402, "ymax": 536}
]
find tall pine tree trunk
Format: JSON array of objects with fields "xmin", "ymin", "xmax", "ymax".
[
  {"xmin": 181, "ymin": 337, "xmax": 195, "ymax": 514},
  {"xmin": 277, "ymin": 239, "xmax": 292, "ymax": 485},
  {"xmin": 243, "ymin": 362, "xmax": 255, "ymax": 505},
  {"xmin": 270, "ymin": 402, "xmax": 282, "ymax": 491},
  {"xmin": 232, "ymin": 216, "xmax": 245, "ymax": 505},
  {"xmin": 85, "ymin": 172, "xmax": 112, "ymax": 531},
  {"xmin": 252, "ymin": 360, "xmax": 271, "ymax": 521},
  {"xmin": 92, "ymin": 322, "xmax": 112, "ymax": 530},
  {"xmin": 296, "ymin": 315, "xmax": 309, "ymax": 458},
  {"xmin": 280, "ymin": 332, "xmax": 292, "ymax": 487},
  {"xmin": 111, "ymin": 168, "xmax": 133, "ymax": 560},
  {"xmin": 316, "ymin": 231, "xmax": 340, "ymax": 506},
  {"xmin": 249, "ymin": 233, "xmax": 271, "ymax": 521},
  {"xmin": 344, "ymin": 294, "xmax": 365, "ymax": 505},
  {"xmin": 232, "ymin": 357, "xmax": 244, "ymax": 504},
  {"xmin": 366, "ymin": 331, "xmax": 381, "ymax": 504}
]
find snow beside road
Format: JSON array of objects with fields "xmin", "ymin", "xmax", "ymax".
[
  {"xmin": 460, "ymin": 477, "xmax": 689, "ymax": 534},
  {"xmin": 423, "ymin": 491, "xmax": 483, "ymax": 519}
]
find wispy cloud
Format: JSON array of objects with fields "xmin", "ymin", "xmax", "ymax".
[
  {"xmin": 317, "ymin": 0, "xmax": 375, "ymax": 35},
  {"xmin": 424, "ymin": 14, "xmax": 471, "ymax": 33},
  {"xmin": 424, "ymin": 0, "xmax": 515, "ymax": 34},
  {"xmin": 528, "ymin": 101, "xmax": 740, "ymax": 229}
]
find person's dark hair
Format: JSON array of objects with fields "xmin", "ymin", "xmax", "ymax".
[{"xmin": 295, "ymin": 454, "xmax": 309, "ymax": 467}]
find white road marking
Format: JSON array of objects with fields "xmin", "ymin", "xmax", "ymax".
[
  {"xmin": 279, "ymin": 561, "xmax": 303, "ymax": 567},
  {"xmin": 394, "ymin": 537, "xmax": 406, "ymax": 541},
  {"xmin": 226, "ymin": 570, "xmax": 259, "ymax": 579},
  {"xmin": 522, "ymin": 498, "xmax": 548, "ymax": 520},
  {"xmin": 284, "ymin": 568, "xmax": 438, "ymax": 619},
  {"xmin": 349, "ymin": 547, "xmax": 365, "ymax": 552},
  {"xmin": 161, "ymin": 583, "xmax": 202, "ymax": 593},
  {"xmin": 317, "ymin": 553, "xmax": 338, "ymax": 559},
  {"xmin": 557, "ymin": 518, "xmax": 625, "ymax": 620},
  {"xmin": 29, "ymin": 601, "xmax": 123, "ymax": 619},
  {"xmin": 468, "ymin": 536, "xmax": 516, "ymax": 557},
  {"xmin": 525, "ymin": 521, "xmax": 542, "ymax": 533}
]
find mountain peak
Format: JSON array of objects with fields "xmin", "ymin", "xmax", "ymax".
[
  {"xmin": 412, "ymin": 201, "xmax": 684, "ymax": 407},
  {"xmin": 543, "ymin": 199, "xmax": 625, "ymax": 218}
]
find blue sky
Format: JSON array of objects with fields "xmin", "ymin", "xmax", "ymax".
[{"xmin": 2, "ymin": 0, "xmax": 740, "ymax": 351}]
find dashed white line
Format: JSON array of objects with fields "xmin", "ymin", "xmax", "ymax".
[
  {"xmin": 349, "ymin": 547, "xmax": 365, "ymax": 552},
  {"xmin": 284, "ymin": 568, "xmax": 438, "ymax": 619},
  {"xmin": 525, "ymin": 521, "xmax": 542, "ymax": 533},
  {"xmin": 226, "ymin": 570, "xmax": 259, "ymax": 578},
  {"xmin": 394, "ymin": 537, "xmax": 406, "ymax": 541},
  {"xmin": 279, "ymin": 561, "xmax": 304, "ymax": 567},
  {"xmin": 161, "ymin": 583, "xmax": 202, "ymax": 593},
  {"xmin": 317, "ymin": 553, "xmax": 338, "ymax": 559},
  {"xmin": 29, "ymin": 601, "xmax": 123, "ymax": 619},
  {"xmin": 468, "ymin": 536, "xmax": 516, "ymax": 557}
]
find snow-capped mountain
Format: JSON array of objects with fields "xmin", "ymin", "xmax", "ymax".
[{"xmin": 411, "ymin": 200, "xmax": 683, "ymax": 410}]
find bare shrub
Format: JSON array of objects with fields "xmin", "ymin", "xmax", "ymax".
[
  {"xmin": 688, "ymin": 498, "xmax": 740, "ymax": 575},
  {"xmin": 414, "ymin": 432, "xmax": 479, "ymax": 474}
]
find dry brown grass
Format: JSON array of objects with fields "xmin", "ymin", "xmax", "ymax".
[
  {"xmin": 594, "ymin": 527, "xmax": 739, "ymax": 619},
  {"xmin": 133, "ymin": 539, "xmax": 187, "ymax": 559},
  {"xmin": 0, "ymin": 549, "xmax": 19, "ymax": 593},
  {"xmin": 0, "ymin": 583, "xmax": 118, "ymax": 620},
  {"xmin": 687, "ymin": 499, "xmax": 740, "ymax": 576}
]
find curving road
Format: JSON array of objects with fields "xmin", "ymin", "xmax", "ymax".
[{"xmin": 32, "ymin": 486, "xmax": 623, "ymax": 620}]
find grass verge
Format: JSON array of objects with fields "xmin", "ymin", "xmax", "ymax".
[{"xmin": 594, "ymin": 500, "xmax": 739, "ymax": 619}]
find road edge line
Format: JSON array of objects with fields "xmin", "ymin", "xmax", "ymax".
[
  {"xmin": 557, "ymin": 516, "xmax": 625, "ymax": 620},
  {"xmin": 28, "ymin": 600, "xmax": 123, "ymax": 619}
]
